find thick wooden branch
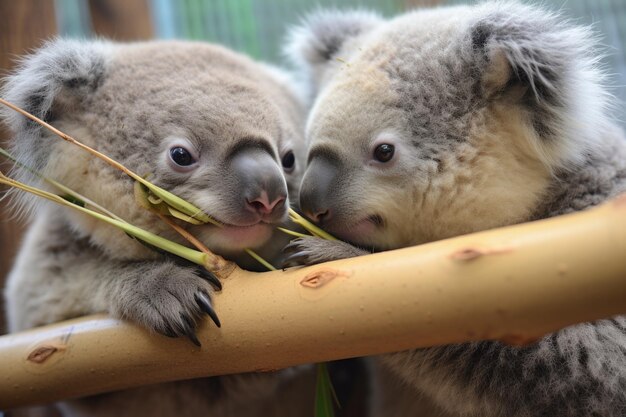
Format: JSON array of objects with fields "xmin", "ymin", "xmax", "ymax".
[{"xmin": 1, "ymin": 194, "xmax": 625, "ymax": 409}]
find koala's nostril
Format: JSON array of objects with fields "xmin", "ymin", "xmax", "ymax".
[
  {"xmin": 305, "ymin": 208, "xmax": 331, "ymax": 224},
  {"xmin": 247, "ymin": 191, "xmax": 286, "ymax": 215}
]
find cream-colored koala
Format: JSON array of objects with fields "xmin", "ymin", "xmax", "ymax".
[{"xmin": 286, "ymin": 2, "xmax": 626, "ymax": 416}]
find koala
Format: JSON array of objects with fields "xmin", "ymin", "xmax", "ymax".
[
  {"xmin": 286, "ymin": 2, "xmax": 626, "ymax": 416},
  {"xmin": 1, "ymin": 39, "xmax": 317, "ymax": 416}
]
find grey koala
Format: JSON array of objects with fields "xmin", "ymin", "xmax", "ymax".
[
  {"xmin": 2, "ymin": 39, "xmax": 318, "ymax": 416},
  {"xmin": 285, "ymin": 1, "xmax": 626, "ymax": 416}
]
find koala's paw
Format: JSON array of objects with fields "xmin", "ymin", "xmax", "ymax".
[
  {"xmin": 112, "ymin": 261, "xmax": 222, "ymax": 346},
  {"xmin": 282, "ymin": 236, "xmax": 370, "ymax": 267}
]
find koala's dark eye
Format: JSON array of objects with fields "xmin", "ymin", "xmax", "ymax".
[
  {"xmin": 281, "ymin": 150, "xmax": 295, "ymax": 172},
  {"xmin": 169, "ymin": 146, "xmax": 195, "ymax": 166},
  {"xmin": 374, "ymin": 144, "xmax": 395, "ymax": 163}
]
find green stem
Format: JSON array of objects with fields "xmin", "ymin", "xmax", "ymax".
[
  {"xmin": 288, "ymin": 208, "xmax": 337, "ymax": 241},
  {"xmin": 0, "ymin": 172, "xmax": 208, "ymax": 267},
  {"xmin": 244, "ymin": 248, "xmax": 277, "ymax": 271},
  {"xmin": 315, "ymin": 363, "xmax": 338, "ymax": 417},
  {"xmin": 0, "ymin": 98, "xmax": 219, "ymax": 226},
  {"xmin": 1, "ymin": 147, "xmax": 125, "ymax": 222},
  {"xmin": 277, "ymin": 227, "xmax": 310, "ymax": 239}
]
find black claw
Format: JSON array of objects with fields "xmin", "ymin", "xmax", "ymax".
[
  {"xmin": 282, "ymin": 251, "xmax": 311, "ymax": 266},
  {"xmin": 181, "ymin": 314, "xmax": 201, "ymax": 347},
  {"xmin": 283, "ymin": 239, "xmax": 304, "ymax": 254},
  {"xmin": 281, "ymin": 259, "xmax": 302, "ymax": 269},
  {"xmin": 162, "ymin": 324, "xmax": 178, "ymax": 338},
  {"xmin": 194, "ymin": 267, "xmax": 222, "ymax": 291},
  {"xmin": 195, "ymin": 292, "xmax": 221, "ymax": 328}
]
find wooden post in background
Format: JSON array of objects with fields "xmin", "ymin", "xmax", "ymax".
[
  {"xmin": 88, "ymin": 0, "xmax": 153, "ymax": 40},
  {"xmin": 0, "ymin": 0, "xmax": 154, "ymax": 338},
  {"xmin": 0, "ymin": 2, "xmax": 58, "ymax": 416},
  {"xmin": 0, "ymin": 1, "xmax": 58, "ymax": 337}
]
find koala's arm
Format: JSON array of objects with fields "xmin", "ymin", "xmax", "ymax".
[
  {"xmin": 5, "ymin": 210, "xmax": 220, "ymax": 344},
  {"xmin": 282, "ymin": 235, "xmax": 370, "ymax": 267},
  {"xmin": 381, "ymin": 320, "xmax": 626, "ymax": 417}
]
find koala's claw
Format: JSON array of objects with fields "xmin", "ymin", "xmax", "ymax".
[
  {"xmin": 181, "ymin": 313, "xmax": 202, "ymax": 347},
  {"xmin": 282, "ymin": 241, "xmax": 300, "ymax": 254},
  {"xmin": 112, "ymin": 261, "xmax": 223, "ymax": 346},
  {"xmin": 195, "ymin": 291, "xmax": 221, "ymax": 328},
  {"xmin": 282, "ymin": 251, "xmax": 313, "ymax": 268},
  {"xmin": 162, "ymin": 324, "xmax": 178, "ymax": 339},
  {"xmin": 194, "ymin": 267, "xmax": 222, "ymax": 291},
  {"xmin": 282, "ymin": 236, "xmax": 371, "ymax": 267}
]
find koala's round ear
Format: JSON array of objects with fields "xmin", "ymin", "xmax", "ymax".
[
  {"xmin": 285, "ymin": 9, "xmax": 382, "ymax": 94},
  {"xmin": 469, "ymin": 2, "xmax": 609, "ymax": 166},
  {"xmin": 1, "ymin": 38, "xmax": 112, "ymax": 134},
  {"xmin": 470, "ymin": 4, "xmax": 605, "ymax": 134},
  {"xmin": 1, "ymin": 38, "xmax": 112, "ymax": 187}
]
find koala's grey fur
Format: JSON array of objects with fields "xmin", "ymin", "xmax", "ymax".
[
  {"xmin": 2, "ymin": 39, "xmax": 314, "ymax": 416},
  {"xmin": 286, "ymin": 1, "xmax": 626, "ymax": 416}
]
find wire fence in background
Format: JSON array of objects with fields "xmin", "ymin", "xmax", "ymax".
[{"xmin": 54, "ymin": 0, "xmax": 626, "ymax": 124}]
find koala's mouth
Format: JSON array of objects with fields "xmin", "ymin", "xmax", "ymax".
[
  {"xmin": 195, "ymin": 221, "xmax": 275, "ymax": 252},
  {"xmin": 216, "ymin": 219, "xmax": 276, "ymax": 228},
  {"xmin": 330, "ymin": 214, "xmax": 385, "ymax": 244}
]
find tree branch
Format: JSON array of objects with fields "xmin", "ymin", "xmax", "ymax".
[{"xmin": 1, "ymin": 194, "xmax": 625, "ymax": 409}]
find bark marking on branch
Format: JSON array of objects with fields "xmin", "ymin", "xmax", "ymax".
[
  {"xmin": 300, "ymin": 268, "xmax": 351, "ymax": 288},
  {"xmin": 27, "ymin": 344, "xmax": 67, "ymax": 364},
  {"xmin": 449, "ymin": 246, "xmax": 513, "ymax": 261}
]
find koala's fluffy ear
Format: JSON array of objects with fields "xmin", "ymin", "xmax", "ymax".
[
  {"xmin": 285, "ymin": 10, "xmax": 382, "ymax": 94},
  {"xmin": 469, "ymin": 2, "xmax": 608, "ymax": 160},
  {"xmin": 1, "ymin": 38, "xmax": 112, "ymax": 176}
]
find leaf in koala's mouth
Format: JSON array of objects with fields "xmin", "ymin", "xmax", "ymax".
[
  {"xmin": 134, "ymin": 179, "xmax": 275, "ymax": 269},
  {"xmin": 134, "ymin": 181, "xmax": 206, "ymax": 225}
]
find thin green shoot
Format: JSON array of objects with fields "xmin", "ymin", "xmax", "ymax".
[
  {"xmin": 244, "ymin": 248, "xmax": 277, "ymax": 271},
  {"xmin": 0, "ymin": 146, "xmax": 125, "ymax": 222},
  {"xmin": 315, "ymin": 363, "xmax": 339, "ymax": 417},
  {"xmin": 276, "ymin": 227, "xmax": 310, "ymax": 239},
  {"xmin": 135, "ymin": 180, "xmax": 273, "ymax": 269},
  {"xmin": 0, "ymin": 171, "xmax": 208, "ymax": 268},
  {"xmin": 288, "ymin": 208, "xmax": 337, "ymax": 241},
  {"xmin": 0, "ymin": 97, "xmax": 219, "ymax": 226}
]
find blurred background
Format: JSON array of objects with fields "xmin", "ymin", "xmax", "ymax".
[{"xmin": 0, "ymin": 0, "xmax": 625, "ymax": 337}]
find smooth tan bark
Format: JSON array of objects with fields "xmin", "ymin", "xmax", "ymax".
[{"xmin": 1, "ymin": 194, "xmax": 625, "ymax": 408}]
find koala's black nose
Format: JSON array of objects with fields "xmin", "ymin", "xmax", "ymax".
[
  {"xmin": 231, "ymin": 148, "xmax": 288, "ymax": 220},
  {"xmin": 246, "ymin": 191, "xmax": 286, "ymax": 216},
  {"xmin": 299, "ymin": 158, "xmax": 337, "ymax": 225}
]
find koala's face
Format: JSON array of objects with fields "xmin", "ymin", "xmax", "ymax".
[
  {"xmin": 3, "ymin": 40, "xmax": 306, "ymax": 257},
  {"xmin": 291, "ymin": 4, "xmax": 604, "ymax": 250},
  {"xmin": 95, "ymin": 44, "xmax": 306, "ymax": 253}
]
